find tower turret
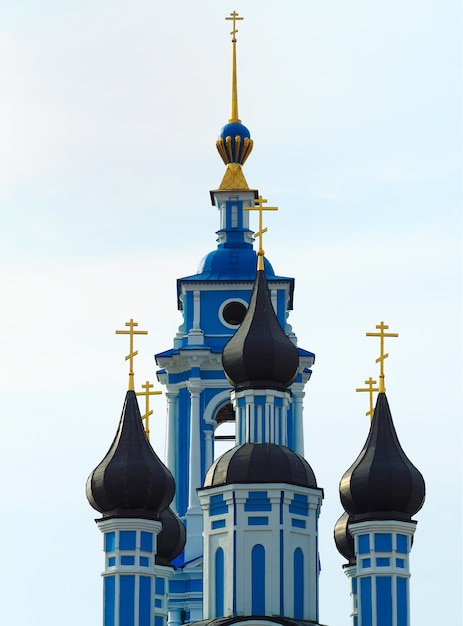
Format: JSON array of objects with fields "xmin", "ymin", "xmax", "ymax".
[
  {"xmin": 87, "ymin": 320, "xmax": 185, "ymax": 626},
  {"xmin": 335, "ymin": 325, "xmax": 425, "ymax": 626},
  {"xmin": 198, "ymin": 179, "xmax": 324, "ymax": 624},
  {"xmin": 155, "ymin": 13, "xmax": 315, "ymax": 624}
]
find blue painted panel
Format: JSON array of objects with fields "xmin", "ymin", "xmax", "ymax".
[
  {"xmin": 248, "ymin": 516, "xmax": 269, "ymax": 526},
  {"xmin": 375, "ymin": 533, "xmax": 392, "ymax": 552},
  {"xmin": 155, "ymin": 599, "xmax": 163, "ymax": 608},
  {"xmin": 155, "ymin": 617, "xmax": 164, "ymax": 626},
  {"xmin": 252, "ymin": 545, "xmax": 265, "ymax": 615},
  {"xmin": 104, "ymin": 576, "xmax": 115, "ymax": 626},
  {"xmin": 358, "ymin": 534, "xmax": 370, "ymax": 554},
  {"xmin": 108, "ymin": 557, "xmax": 116, "ymax": 567},
  {"xmin": 155, "ymin": 578, "xmax": 165, "ymax": 595},
  {"xmin": 120, "ymin": 575, "xmax": 135, "ymax": 626},
  {"xmin": 121, "ymin": 556, "xmax": 135, "ymax": 565},
  {"xmin": 212, "ymin": 519, "xmax": 226, "ymax": 529},
  {"xmin": 397, "ymin": 534, "xmax": 408, "ymax": 554},
  {"xmin": 215, "ymin": 548, "xmax": 225, "ymax": 617},
  {"xmin": 120, "ymin": 531, "xmax": 136, "ymax": 550},
  {"xmin": 291, "ymin": 518, "xmax": 306, "ymax": 529},
  {"xmin": 105, "ymin": 532, "xmax": 115, "ymax": 553},
  {"xmin": 289, "ymin": 494, "xmax": 309, "ymax": 516},
  {"xmin": 139, "ymin": 576, "xmax": 151, "ymax": 626},
  {"xmin": 140, "ymin": 556, "xmax": 149, "ymax": 567},
  {"xmin": 140, "ymin": 531, "xmax": 153, "ymax": 553},
  {"xmin": 280, "ymin": 530, "xmax": 284, "ymax": 616},
  {"xmin": 360, "ymin": 577, "xmax": 372, "ymax": 626},
  {"xmin": 352, "ymin": 577, "xmax": 357, "ymax": 595},
  {"xmin": 397, "ymin": 577, "xmax": 408, "ymax": 626},
  {"xmin": 376, "ymin": 576, "xmax": 392, "ymax": 626},
  {"xmin": 189, "ymin": 579, "xmax": 203, "ymax": 592},
  {"xmin": 245, "ymin": 491, "xmax": 271, "ymax": 512},
  {"xmin": 293, "ymin": 548, "xmax": 304, "ymax": 619},
  {"xmin": 396, "ymin": 558, "xmax": 405, "ymax": 568},
  {"xmin": 210, "ymin": 494, "xmax": 228, "ymax": 516},
  {"xmin": 377, "ymin": 557, "xmax": 390, "ymax": 567},
  {"xmin": 233, "ymin": 530, "xmax": 237, "ymax": 614},
  {"xmin": 362, "ymin": 558, "xmax": 371, "ymax": 568},
  {"xmin": 169, "ymin": 580, "xmax": 187, "ymax": 594},
  {"xmin": 201, "ymin": 370, "xmax": 226, "ymax": 380}
]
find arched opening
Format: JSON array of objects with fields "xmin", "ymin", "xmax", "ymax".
[
  {"xmin": 214, "ymin": 403, "xmax": 236, "ymax": 460},
  {"xmin": 215, "ymin": 547, "xmax": 225, "ymax": 617},
  {"xmin": 294, "ymin": 547, "xmax": 304, "ymax": 618},
  {"xmin": 252, "ymin": 544, "xmax": 265, "ymax": 614}
]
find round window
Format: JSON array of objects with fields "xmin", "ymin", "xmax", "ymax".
[{"xmin": 222, "ymin": 301, "xmax": 247, "ymax": 326}]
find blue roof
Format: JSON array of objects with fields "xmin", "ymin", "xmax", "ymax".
[{"xmin": 177, "ymin": 247, "xmax": 294, "ymax": 308}]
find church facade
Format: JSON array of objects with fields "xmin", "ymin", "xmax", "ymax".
[{"xmin": 86, "ymin": 13, "xmax": 425, "ymax": 626}]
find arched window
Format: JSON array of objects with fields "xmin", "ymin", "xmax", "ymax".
[
  {"xmin": 215, "ymin": 548, "xmax": 224, "ymax": 617},
  {"xmin": 294, "ymin": 548, "xmax": 304, "ymax": 618},
  {"xmin": 252, "ymin": 544, "xmax": 265, "ymax": 615},
  {"xmin": 214, "ymin": 403, "xmax": 236, "ymax": 459}
]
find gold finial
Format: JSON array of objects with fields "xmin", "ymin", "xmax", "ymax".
[
  {"xmin": 136, "ymin": 380, "xmax": 162, "ymax": 440},
  {"xmin": 366, "ymin": 321, "xmax": 399, "ymax": 393},
  {"xmin": 356, "ymin": 377, "xmax": 380, "ymax": 422},
  {"xmin": 245, "ymin": 195, "xmax": 278, "ymax": 271},
  {"xmin": 115, "ymin": 319, "xmax": 148, "ymax": 391},
  {"xmin": 225, "ymin": 11, "xmax": 243, "ymax": 123}
]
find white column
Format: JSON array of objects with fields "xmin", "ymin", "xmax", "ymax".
[
  {"xmin": 165, "ymin": 392, "xmax": 178, "ymax": 511},
  {"xmin": 167, "ymin": 609, "xmax": 182, "ymax": 626},
  {"xmin": 188, "ymin": 291, "xmax": 204, "ymax": 345},
  {"xmin": 204, "ymin": 429, "xmax": 213, "ymax": 473},
  {"xmin": 185, "ymin": 383, "xmax": 204, "ymax": 561},
  {"xmin": 292, "ymin": 390, "xmax": 305, "ymax": 455},
  {"xmin": 188, "ymin": 384, "xmax": 202, "ymax": 511},
  {"xmin": 271, "ymin": 289, "xmax": 278, "ymax": 313}
]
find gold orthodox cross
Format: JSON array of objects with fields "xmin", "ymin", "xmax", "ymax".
[
  {"xmin": 115, "ymin": 318, "xmax": 148, "ymax": 390},
  {"xmin": 356, "ymin": 377, "xmax": 380, "ymax": 422},
  {"xmin": 226, "ymin": 10, "xmax": 243, "ymax": 41},
  {"xmin": 366, "ymin": 321, "xmax": 398, "ymax": 393},
  {"xmin": 245, "ymin": 196, "xmax": 278, "ymax": 270},
  {"xmin": 136, "ymin": 380, "xmax": 162, "ymax": 440}
]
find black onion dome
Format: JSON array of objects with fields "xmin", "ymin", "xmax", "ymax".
[
  {"xmin": 86, "ymin": 390, "xmax": 175, "ymax": 520},
  {"xmin": 334, "ymin": 512, "xmax": 356, "ymax": 565},
  {"xmin": 222, "ymin": 270, "xmax": 299, "ymax": 392},
  {"xmin": 203, "ymin": 443, "xmax": 318, "ymax": 489},
  {"xmin": 156, "ymin": 507, "xmax": 186, "ymax": 567},
  {"xmin": 339, "ymin": 393, "xmax": 425, "ymax": 523}
]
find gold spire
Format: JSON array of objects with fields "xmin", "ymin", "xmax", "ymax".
[
  {"xmin": 356, "ymin": 377, "xmax": 380, "ymax": 422},
  {"xmin": 115, "ymin": 318, "xmax": 148, "ymax": 391},
  {"xmin": 366, "ymin": 321, "xmax": 399, "ymax": 393},
  {"xmin": 245, "ymin": 195, "xmax": 278, "ymax": 270},
  {"xmin": 136, "ymin": 380, "xmax": 162, "ymax": 440},
  {"xmin": 225, "ymin": 11, "xmax": 243, "ymax": 123}
]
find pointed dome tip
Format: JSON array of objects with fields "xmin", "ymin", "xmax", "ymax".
[{"xmin": 86, "ymin": 390, "xmax": 176, "ymax": 519}]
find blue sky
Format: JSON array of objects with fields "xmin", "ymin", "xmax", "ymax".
[{"xmin": 0, "ymin": 2, "xmax": 461, "ymax": 625}]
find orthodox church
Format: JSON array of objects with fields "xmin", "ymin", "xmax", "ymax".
[{"xmin": 86, "ymin": 13, "xmax": 425, "ymax": 626}]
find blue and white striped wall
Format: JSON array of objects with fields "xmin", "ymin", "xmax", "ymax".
[
  {"xmin": 199, "ymin": 483, "xmax": 323, "ymax": 622},
  {"xmin": 348, "ymin": 520, "xmax": 416, "ymax": 626},
  {"xmin": 97, "ymin": 518, "xmax": 173, "ymax": 626}
]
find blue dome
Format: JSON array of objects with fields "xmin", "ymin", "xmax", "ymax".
[
  {"xmin": 219, "ymin": 122, "xmax": 251, "ymax": 141},
  {"xmin": 196, "ymin": 247, "xmax": 275, "ymax": 281}
]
